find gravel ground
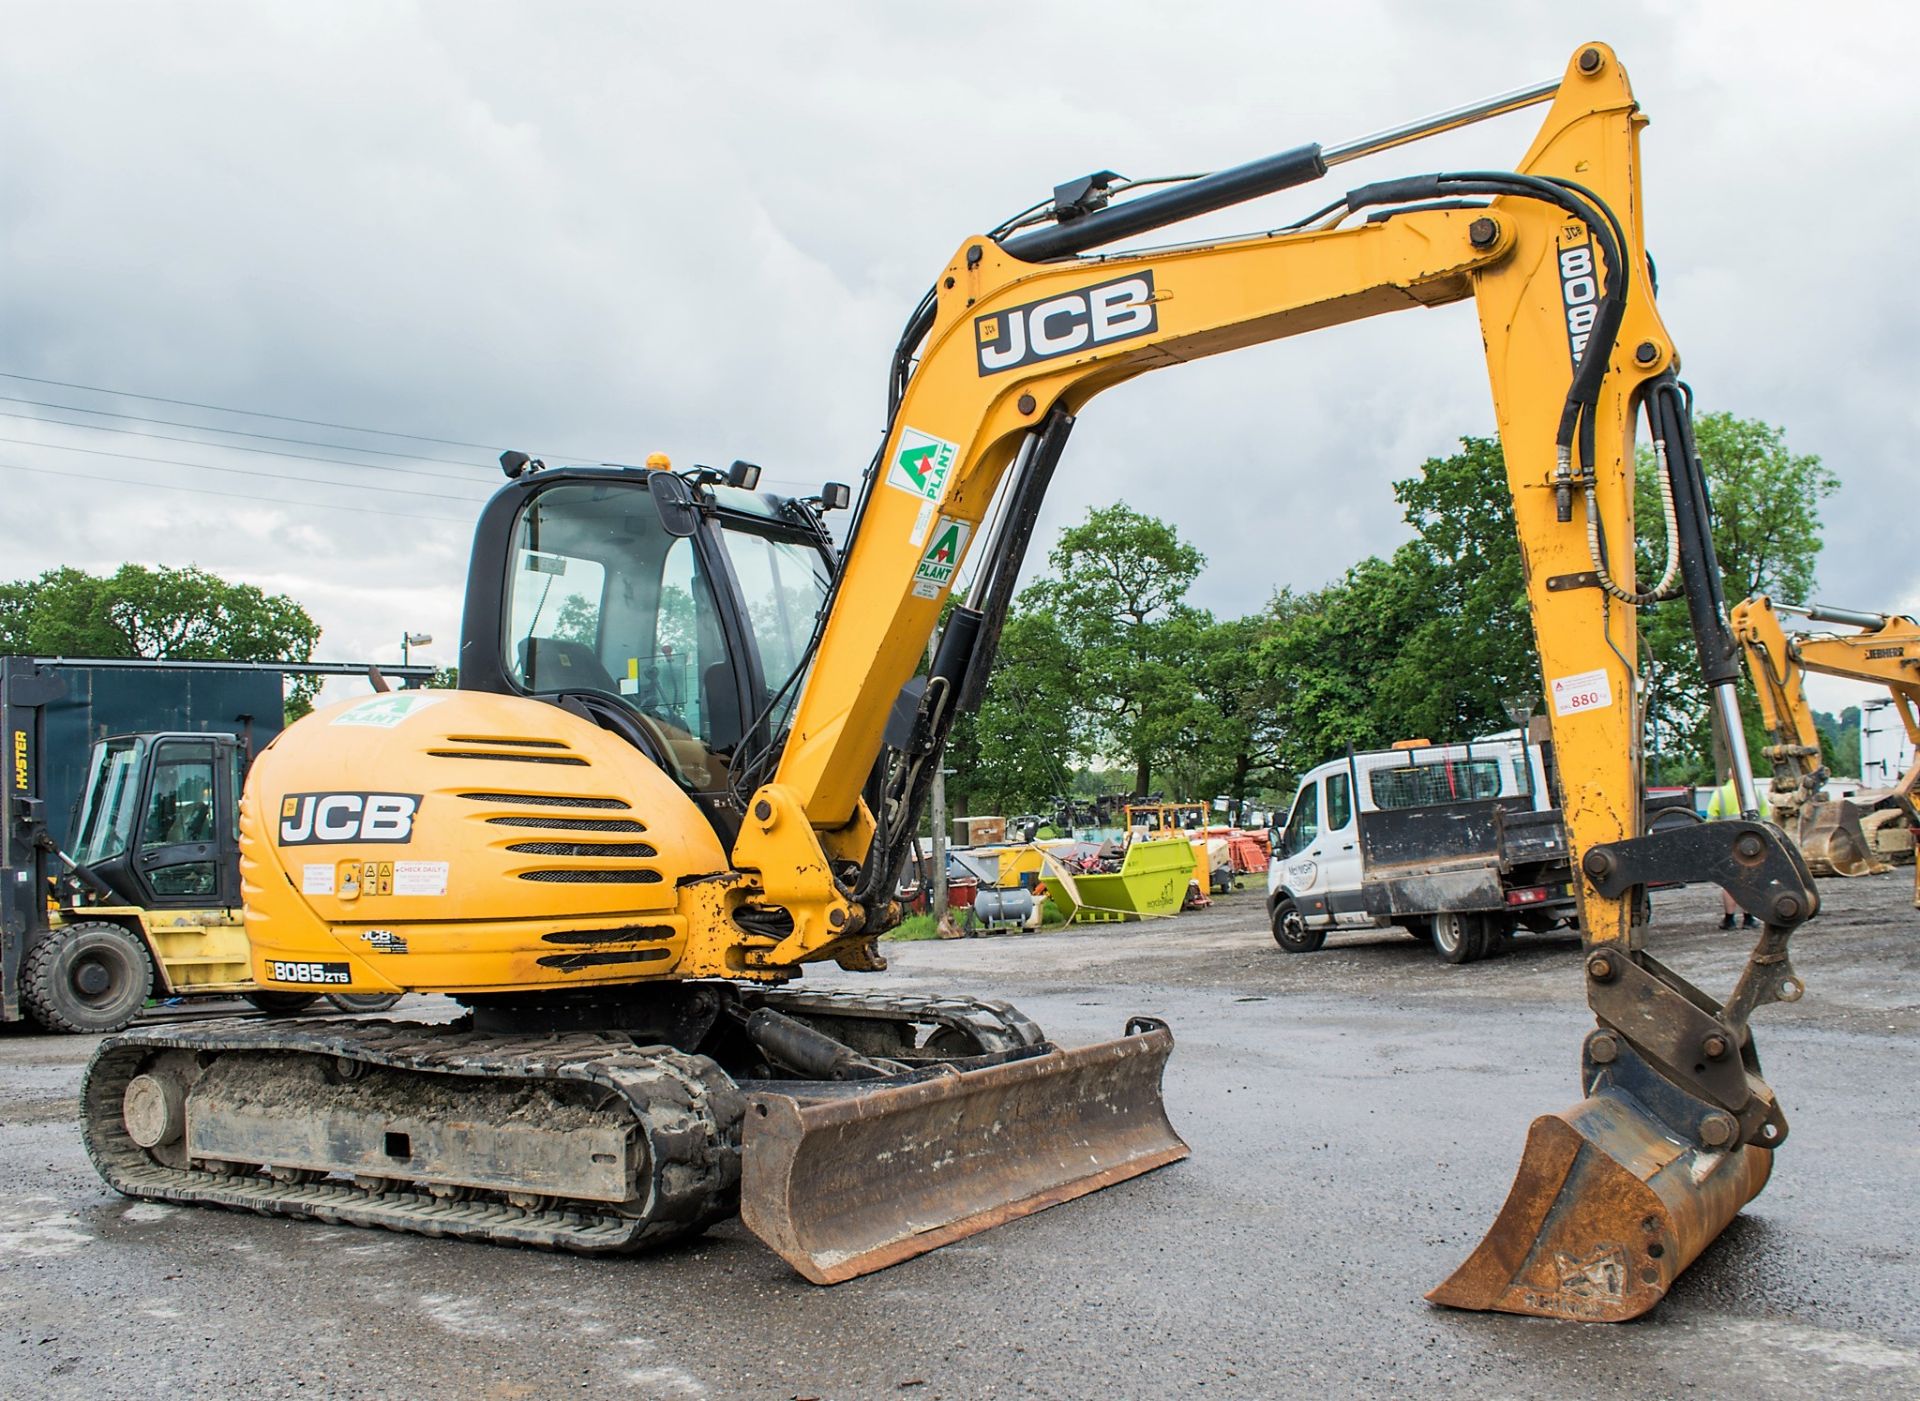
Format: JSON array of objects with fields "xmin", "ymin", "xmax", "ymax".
[{"xmin": 1, "ymin": 871, "xmax": 1915, "ymax": 1399}]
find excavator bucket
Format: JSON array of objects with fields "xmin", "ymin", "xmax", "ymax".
[
  {"xmin": 739, "ymin": 1023, "xmax": 1188, "ymax": 1284},
  {"xmin": 1428, "ymin": 1089, "xmax": 1772, "ymax": 1322},
  {"xmin": 1794, "ymin": 798, "xmax": 1883, "ymax": 877}
]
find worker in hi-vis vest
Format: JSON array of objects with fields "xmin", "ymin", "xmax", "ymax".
[{"xmin": 1706, "ymin": 767, "xmax": 1772, "ymax": 928}]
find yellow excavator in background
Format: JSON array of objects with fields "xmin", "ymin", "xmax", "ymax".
[
  {"xmin": 81, "ymin": 43, "xmax": 1825, "ymax": 1322},
  {"xmin": 1733, "ymin": 595, "xmax": 1920, "ymax": 894}
]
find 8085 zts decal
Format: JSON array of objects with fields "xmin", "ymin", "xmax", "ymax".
[
  {"xmin": 265, "ymin": 960, "xmax": 352, "ymax": 985},
  {"xmin": 278, "ymin": 792, "xmax": 420, "ymax": 845},
  {"xmin": 974, "ymin": 270, "xmax": 1157, "ymax": 375}
]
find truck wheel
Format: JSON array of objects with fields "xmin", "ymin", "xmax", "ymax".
[
  {"xmin": 244, "ymin": 991, "xmax": 321, "ymax": 1015},
  {"xmin": 21, "ymin": 922, "xmax": 155, "ymax": 1034},
  {"xmin": 1431, "ymin": 912, "xmax": 1485, "ymax": 965},
  {"xmin": 1270, "ymin": 897, "xmax": 1326, "ymax": 953},
  {"xmin": 325, "ymin": 993, "xmax": 403, "ymax": 1014}
]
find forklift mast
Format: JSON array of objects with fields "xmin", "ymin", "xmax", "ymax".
[{"xmin": 2, "ymin": 658, "xmax": 65, "ymax": 1020}]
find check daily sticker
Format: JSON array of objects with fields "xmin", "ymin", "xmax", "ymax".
[
  {"xmin": 887, "ymin": 427, "xmax": 958, "ymax": 503},
  {"xmin": 911, "ymin": 518, "xmax": 972, "ymax": 599},
  {"xmin": 393, "ymin": 861, "xmax": 449, "ymax": 896}
]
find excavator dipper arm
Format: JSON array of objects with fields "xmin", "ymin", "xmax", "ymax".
[{"xmin": 735, "ymin": 42, "xmax": 1822, "ymax": 1318}]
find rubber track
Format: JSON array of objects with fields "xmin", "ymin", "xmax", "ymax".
[
  {"xmin": 80, "ymin": 987, "xmax": 1043, "ymax": 1253},
  {"xmin": 83, "ymin": 1020, "xmax": 743, "ymax": 1252}
]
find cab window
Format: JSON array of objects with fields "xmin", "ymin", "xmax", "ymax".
[
  {"xmin": 1283, "ymin": 781, "xmax": 1321, "ymax": 856},
  {"xmin": 1326, "ymin": 771, "xmax": 1353, "ymax": 830},
  {"xmin": 140, "ymin": 740, "xmax": 218, "ymax": 898}
]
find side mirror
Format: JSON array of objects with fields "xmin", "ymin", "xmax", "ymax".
[
  {"xmin": 647, "ymin": 470, "xmax": 700, "ymax": 537},
  {"xmin": 727, "ymin": 459, "xmax": 763, "ymax": 490},
  {"xmin": 819, "ymin": 481, "xmax": 851, "ymax": 511}
]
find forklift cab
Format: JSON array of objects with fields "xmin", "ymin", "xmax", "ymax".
[{"xmin": 68, "ymin": 732, "xmax": 243, "ymax": 910}]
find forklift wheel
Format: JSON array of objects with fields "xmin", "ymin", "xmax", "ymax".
[
  {"xmin": 21, "ymin": 922, "xmax": 155, "ymax": 1034},
  {"xmin": 243, "ymin": 990, "xmax": 322, "ymax": 1015}
]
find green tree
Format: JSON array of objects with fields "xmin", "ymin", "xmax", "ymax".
[
  {"xmin": 1160, "ymin": 611, "xmax": 1291, "ymax": 805},
  {"xmin": 1386, "ymin": 435, "xmax": 1536, "ymax": 736},
  {"xmin": 1637, "ymin": 413, "xmax": 1837, "ymax": 780},
  {"xmin": 945, "ymin": 609, "xmax": 1079, "ymax": 812},
  {"xmin": 0, "ymin": 564, "xmax": 324, "ymax": 717},
  {"xmin": 1814, "ymin": 705, "xmax": 1861, "ymax": 780},
  {"xmin": 1258, "ymin": 552, "xmax": 1438, "ymax": 783},
  {"xmin": 1039, "ymin": 503, "xmax": 1204, "ymax": 793}
]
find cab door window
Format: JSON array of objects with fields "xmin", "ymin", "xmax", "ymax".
[
  {"xmin": 1283, "ymin": 781, "xmax": 1321, "ymax": 856},
  {"xmin": 1326, "ymin": 771, "xmax": 1353, "ymax": 831},
  {"xmin": 140, "ymin": 740, "xmax": 219, "ymax": 898}
]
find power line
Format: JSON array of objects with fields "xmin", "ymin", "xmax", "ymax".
[
  {"xmin": 0, "ymin": 369, "xmax": 530, "ymax": 454},
  {"xmin": 0, "ymin": 370, "xmax": 836, "ymax": 498},
  {"xmin": 0, "ymin": 461, "xmax": 471, "ymax": 525},
  {"xmin": 0, "ymin": 410, "xmax": 496, "ymax": 487},
  {"xmin": 0, "ymin": 393, "xmax": 490, "ymax": 467},
  {"xmin": 0, "ymin": 434, "xmax": 490, "ymax": 503}
]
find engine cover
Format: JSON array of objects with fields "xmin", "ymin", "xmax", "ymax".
[{"xmin": 240, "ymin": 690, "xmax": 747, "ymax": 994}]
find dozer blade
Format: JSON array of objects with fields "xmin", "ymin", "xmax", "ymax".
[
  {"xmin": 1795, "ymin": 799, "xmax": 1883, "ymax": 877},
  {"xmin": 1428, "ymin": 1089, "xmax": 1771, "ymax": 1322},
  {"xmin": 739, "ymin": 1023, "xmax": 1188, "ymax": 1284}
]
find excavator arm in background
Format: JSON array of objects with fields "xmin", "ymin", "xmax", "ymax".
[{"xmin": 1733, "ymin": 594, "xmax": 1920, "ymax": 883}]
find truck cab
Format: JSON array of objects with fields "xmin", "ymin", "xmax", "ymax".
[{"xmin": 1266, "ymin": 738, "xmax": 1573, "ymax": 964}]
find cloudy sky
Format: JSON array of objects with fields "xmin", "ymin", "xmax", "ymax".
[{"xmin": 2, "ymin": 2, "xmax": 1914, "ymax": 721}]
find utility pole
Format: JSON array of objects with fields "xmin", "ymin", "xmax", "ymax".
[{"xmin": 928, "ymin": 634, "xmax": 948, "ymax": 929}]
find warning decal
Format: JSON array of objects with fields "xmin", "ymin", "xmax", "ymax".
[{"xmin": 911, "ymin": 517, "xmax": 972, "ymax": 599}]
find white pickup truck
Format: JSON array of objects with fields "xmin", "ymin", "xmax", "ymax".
[{"xmin": 1265, "ymin": 737, "xmax": 1575, "ymax": 964}]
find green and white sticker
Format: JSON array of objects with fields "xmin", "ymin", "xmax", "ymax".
[
  {"xmin": 912, "ymin": 517, "xmax": 972, "ymax": 599},
  {"xmin": 887, "ymin": 427, "xmax": 958, "ymax": 503},
  {"xmin": 330, "ymin": 692, "xmax": 448, "ymax": 729}
]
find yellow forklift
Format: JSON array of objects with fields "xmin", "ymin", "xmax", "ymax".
[{"xmin": 3, "ymin": 657, "xmax": 402, "ymax": 1032}]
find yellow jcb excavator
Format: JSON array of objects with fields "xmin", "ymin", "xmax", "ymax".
[
  {"xmin": 1733, "ymin": 594, "xmax": 1920, "ymax": 893},
  {"xmin": 81, "ymin": 43, "xmax": 1824, "ymax": 1322}
]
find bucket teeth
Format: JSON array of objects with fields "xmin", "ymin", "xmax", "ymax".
[
  {"xmin": 739, "ymin": 1025, "xmax": 1188, "ymax": 1284},
  {"xmin": 1428, "ymin": 1090, "xmax": 1772, "ymax": 1322}
]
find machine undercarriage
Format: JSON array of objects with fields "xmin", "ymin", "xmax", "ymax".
[{"xmin": 84, "ymin": 987, "xmax": 1183, "ymax": 1280}]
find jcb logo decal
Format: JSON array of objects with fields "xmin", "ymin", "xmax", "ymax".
[
  {"xmin": 974, "ymin": 271, "xmax": 1157, "ymax": 375},
  {"xmin": 1556, "ymin": 227, "xmax": 1599, "ymax": 370},
  {"xmin": 278, "ymin": 792, "xmax": 420, "ymax": 846}
]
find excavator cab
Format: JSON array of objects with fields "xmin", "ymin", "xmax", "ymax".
[{"xmin": 470, "ymin": 466, "xmax": 833, "ymax": 811}]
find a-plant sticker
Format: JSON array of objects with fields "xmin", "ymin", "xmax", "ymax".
[
  {"xmin": 330, "ymin": 692, "xmax": 448, "ymax": 729},
  {"xmin": 911, "ymin": 517, "xmax": 972, "ymax": 599},
  {"xmin": 887, "ymin": 427, "xmax": 958, "ymax": 503}
]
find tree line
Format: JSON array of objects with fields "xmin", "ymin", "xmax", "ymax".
[
  {"xmin": 3, "ymin": 410, "xmax": 1834, "ymax": 796},
  {"xmin": 0, "ymin": 564, "xmax": 323, "ymax": 715},
  {"xmin": 946, "ymin": 411, "xmax": 1836, "ymax": 814}
]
